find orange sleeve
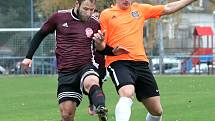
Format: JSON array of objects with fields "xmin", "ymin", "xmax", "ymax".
[
  {"xmin": 99, "ymin": 10, "xmax": 109, "ymax": 43},
  {"xmin": 139, "ymin": 4, "xmax": 165, "ymax": 20},
  {"xmin": 99, "ymin": 11, "xmax": 108, "ymax": 33}
]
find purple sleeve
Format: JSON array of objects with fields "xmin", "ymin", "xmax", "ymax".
[{"xmin": 40, "ymin": 12, "xmax": 58, "ymax": 33}]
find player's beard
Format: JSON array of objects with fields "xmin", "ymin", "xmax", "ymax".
[{"xmin": 77, "ymin": 8, "xmax": 90, "ymax": 22}]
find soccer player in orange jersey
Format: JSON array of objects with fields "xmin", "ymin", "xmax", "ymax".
[{"xmin": 93, "ymin": 0, "xmax": 197, "ymax": 121}]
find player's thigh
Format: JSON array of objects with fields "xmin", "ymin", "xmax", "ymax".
[
  {"xmin": 118, "ymin": 84, "xmax": 135, "ymax": 98},
  {"xmin": 79, "ymin": 65, "xmax": 100, "ymax": 92},
  {"xmin": 57, "ymin": 71, "xmax": 83, "ymax": 107},
  {"xmin": 57, "ymin": 84, "xmax": 83, "ymax": 107},
  {"xmin": 135, "ymin": 65, "xmax": 162, "ymax": 115},
  {"xmin": 83, "ymin": 75, "xmax": 100, "ymax": 93},
  {"xmin": 135, "ymin": 65, "xmax": 160, "ymax": 101},
  {"xmin": 107, "ymin": 61, "xmax": 135, "ymax": 93}
]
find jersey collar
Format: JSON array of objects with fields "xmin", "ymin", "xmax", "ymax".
[{"xmin": 71, "ymin": 9, "xmax": 79, "ymax": 21}]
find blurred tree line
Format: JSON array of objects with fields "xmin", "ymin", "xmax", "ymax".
[
  {"xmin": 1, "ymin": 0, "xmax": 213, "ymax": 56},
  {"xmin": 35, "ymin": 0, "xmax": 115, "ymax": 19},
  {"xmin": 0, "ymin": 0, "xmax": 115, "ymax": 28},
  {"xmin": 0, "ymin": 0, "xmax": 31, "ymax": 47},
  {"xmin": 0, "ymin": 0, "xmax": 31, "ymax": 28},
  {"xmin": 0, "ymin": 0, "xmax": 114, "ymax": 56}
]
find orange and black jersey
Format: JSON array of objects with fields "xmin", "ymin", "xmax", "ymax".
[{"xmin": 100, "ymin": 3, "xmax": 164, "ymax": 67}]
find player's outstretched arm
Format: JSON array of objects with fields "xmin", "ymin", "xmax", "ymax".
[
  {"xmin": 25, "ymin": 30, "xmax": 49, "ymax": 59},
  {"xmin": 161, "ymin": 0, "xmax": 197, "ymax": 16},
  {"xmin": 21, "ymin": 30, "xmax": 48, "ymax": 73}
]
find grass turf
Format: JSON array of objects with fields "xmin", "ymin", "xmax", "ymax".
[{"xmin": 0, "ymin": 75, "xmax": 215, "ymax": 121}]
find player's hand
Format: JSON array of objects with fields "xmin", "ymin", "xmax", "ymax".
[
  {"xmin": 21, "ymin": 58, "xmax": 32, "ymax": 74},
  {"xmin": 112, "ymin": 46, "xmax": 129, "ymax": 55},
  {"xmin": 93, "ymin": 30, "xmax": 106, "ymax": 50}
]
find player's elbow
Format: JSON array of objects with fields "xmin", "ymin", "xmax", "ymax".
[{"xmin": 162, "ymin": 6, "xmax": 176, "ymax": 15}]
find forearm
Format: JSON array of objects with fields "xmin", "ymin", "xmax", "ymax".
[
  {"xmin": 96, "ymin": 44, "xmax": 115, "ymax": 56},
  {"xmin": 26, "ymin": 30, "xmax": 48, "ymax": 59},
  {"xmin": 162, "ymin": 0, "xmax": 196, "ymax": 15},
  {"xmin": 95, "ymin": 41, "xmax": 106, "ymax": 51}
]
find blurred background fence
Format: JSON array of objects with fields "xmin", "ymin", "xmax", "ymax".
[
  {"xmin": 0, "ymin": 0, "xmax": 214, "ymax": 75},
  {"xmin": 0, "ymin": 27, "xmax": 214, "ymax": 75},
  {"xmin": 0, "ymin": 28, "xmax": 56, "ymax": 75},
  {"xmin": 0, "ymin": 55, "xmax": 214, "ymax": 75}
]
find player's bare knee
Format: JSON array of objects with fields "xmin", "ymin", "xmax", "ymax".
[
  {"xmin": 118, "ymin": 85, "xmax": 135, "ymax": 98},
  {"xmin": 83, "ymin": 75, "xmax": 100, "ymax": 92},
  {"xmin": 61, "ymin": 111, "xmax": 74, "ymax": 121},
  {"xmin": 150, "ymin": 108, "xmax": 163, "ymax": 116},
  {"xmin": 60, "ymin": 101, "xmax": 76, "ymax": 121}
]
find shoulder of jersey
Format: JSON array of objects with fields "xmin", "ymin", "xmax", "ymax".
[
  {"xmin": 100, "ymin": 8, "xmax": 112, "ymax": 18},
  {"xmin": 57, "ymin": 9, "xmax": 71, "ymax": 13},
  {"xmin": 132, "ymin": 2, "xmax": 139, "ymax": 6},
  {"xmin": 130, "ymin": 2, "xmax": 142, "ymax": 9},
  {"xmin": 102, "ymin": 7, "xmax": 113, "ymax": 13}
]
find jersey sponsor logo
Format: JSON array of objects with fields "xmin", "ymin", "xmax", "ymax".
[
  {"xmin": 62, "ymin": 22, "xmax": 69, "ymax": 27},
  {"xmin": 112, "ymin": 15, "xmax": 117, "ymax": 19},
  {"xmin": 85, "ymin": 27, "xmax": 94, "ymax": 38},
  {"xmin": 131, "ymin": 11, "xmax": 139, "ymax": 18}
]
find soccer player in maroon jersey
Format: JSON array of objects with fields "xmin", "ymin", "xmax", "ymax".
[{"xmin": 20, "ymin": 0, "xmax": 127, "ymax": 121}]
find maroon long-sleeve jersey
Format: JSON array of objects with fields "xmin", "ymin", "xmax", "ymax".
[{"xmin": 41, "ymin": 9, "xmax": 102, "ymax": 71}]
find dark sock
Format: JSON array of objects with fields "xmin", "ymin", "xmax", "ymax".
[{"xmin": 89, "ymin": 85, "xmax": 105, "ymax": 108}]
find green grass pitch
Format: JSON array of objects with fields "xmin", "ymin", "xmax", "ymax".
[{"xmin": 0, "ymin": 75, "xmax": 215, "ymax": 121}]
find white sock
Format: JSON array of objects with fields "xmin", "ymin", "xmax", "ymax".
[
  {"xmin": 146, "ymin": 112, "xmax": 162, "ymax": 121},
  {"xmin": 115, "ymin": 97, "xmax": 133, "ymax": 121}
]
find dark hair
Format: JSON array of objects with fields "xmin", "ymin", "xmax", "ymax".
[
  {"xmin": 77, "ymin": 0, "xmax": 96, "ymax": 5},
  {"xmin": 94, "ymin": 9, "xmax": 99, "ymax": 12}
]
